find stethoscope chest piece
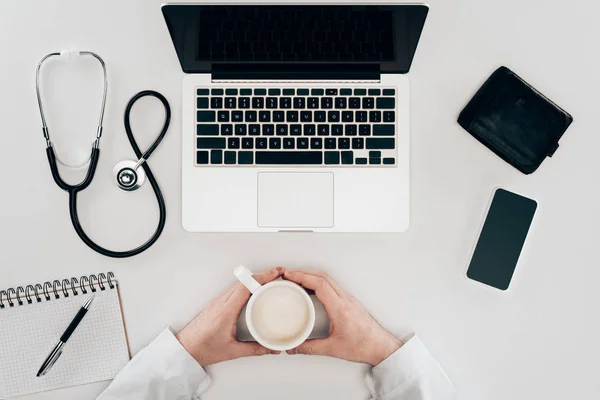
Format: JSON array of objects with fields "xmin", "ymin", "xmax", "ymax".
[{"xmin": 113, "ymin": 160, "xmax": 146, "ymax": 191}]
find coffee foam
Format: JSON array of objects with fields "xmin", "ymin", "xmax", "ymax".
[{"xmin": 251, "ymin": 286, "xmax": 310, "ymax": 344}]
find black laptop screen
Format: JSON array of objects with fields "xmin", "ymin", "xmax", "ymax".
[{"xmin": 162, "ymin": 4, "xmax": 428, "ymax": 75}]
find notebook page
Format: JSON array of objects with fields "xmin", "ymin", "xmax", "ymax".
[{"xmin": 0, "ymin": 285, "xmax": 129, "ymax": 398}]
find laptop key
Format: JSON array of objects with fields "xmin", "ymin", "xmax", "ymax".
[
  {"xmin": 255, "ymin": 151, "xmax": 322, "ymax": 165},
  {"xmin": 245, "ymin": 111, "xmax": 257, "ymax": 122},
  {"xmin": 197, "ymin": 124, "xmax": 219, "ymax": 136},
  {"xmin": 368, "ymin": 89, "xmax": 381, "ymax": 96},
  {"xmin": 235, "ymin": 124, "xmax": 247, "ymax": 136},
  {"xmin": 308, "ymin": 97, "xmax": 319, "ymax": 109},
  {"xmin": 287, "ymin": 111, "xmax": 299, "ymax": 122},
  {"xmin": 366, "ymin": 138, "xmax": 395, "ymax": 149},
  {"xmin": 294, "ymin": 97, "xmax": 306, "ymax": 109},
  {"xmin": 249, "ymin": 124, "xmax": 260, "ymax": 136},
  {"xmin": 224, "ymin": 151, "xmax": 236, "ymax": 164},
  {"xmin": 240, "ymin": 89, "xmax": 252, "ymax": 95},
  {"xmin": 196, "ymin": 151, "xmax": 209, "ymax": 164},
  {"xmin": 221, "ymin": 124, "xmax": 233, "ymax": 136},
  {"xmin": 211, "ymin": 89, "xmax": 224, "ymax": 96},
  {"xmin": 254, "ymin": 89, "xmax": 267, "ymax": 96},
  {"xmin": 290, "ymin": 124, "xmax": 302, "ymax": 136},
  {"xmin": 239, "ymin": 97, "xmax": 250, "ymax": 109},
  {"xmin": 341, "ymin": 151, "xmax": 354, "ymax": 164},
  {"xmin": 268, "ymin": 88, "xmax": 281, "ymax": 96},
  {"xmin": 263, "ymin": 124, "xmax": 275, "ymax": 136},
  {"xmin": 369, "ymin": 111, "xmax": 382, "ymax": 123},
  {"xmin": 325, "ymin": 151, "xmax": 340, "ymax": 165},
  {"xmin": 332, "ymin": 125, "xmax": 343, "ymax": 136},
  {"xmin": 382, "ymin": 89, "xmax": 396, "ymax": 96},
  {"xmin": 225, "ymin": 98, "xmax": 236, "ymax": 108},
  {"xmin": 311, "ymin": 138, "xmax": 323, "ymax": 149},
  {"xmin": 225, "ymin": 89, "xmax": 238, "ymax": 96},
  {"xmin": 356, "ymin": 111, "xmax": 368, "ymax": 123},
  {"xmin": 259, "ymin": 111, "xmax": 270, "ymax": 122},
  {"xmin": 342, "ymin": 111, "xmax": 354, "ymax": 122},
  {"xmin": 304, "ymin": 124, "xmax": 316, "ymax": 136},
  {"xmin": 301, "ymin": 111, "xmax": 312, "ymax": 122},
  {"xmin": 218, "ymin": 111, "xmax": 229, "ymax": 122},
  {"xmin": 280, "ymin": 97, "xmax": 292, "ymax": 109},
  {"xmin": 238, "ymin": 151, "xmax": 253, "ymax": 165},
  {"xmin": 349, "ymin": 97, "xmax": 361, "ymax": 109},
  {"xmin": 359, "ymin": 125, "xmax": 371, "ymax": 136},
  {"xmin": 256, "ymin": 138, "xmax": 268, "ymax": 149},
  {"xmin": 228, "ymin": 138, "xmax": 240, "ymax": 149},
  {"xmin": 197, "ymin": 97, "xmax": 209, "ymax": 109},
  {"xmin": 252, "ymin": 97, "xmax": 264, "ymax": 109},
  {"xmin": 269, "ymin": 138, "xmax": 282, "ymax": 149},
  {"xmin": 335, "ymin": 97, "xmax": 347, "ymax": 109},
  {"xmin": 318, "ymin": 125, "xmax": 330, "ymax": 136},
  {"xmin": 328, "ymin": 111, "xmax": 340, "ymax": 122},
  {"xmin": 362, "ymin": 97, "xmax": 374, "ymax": 109},
  {"xmin": 283, "ymin": 138, "xmax": 295, "ymax": 149},
  {"xmin": 352, "ymin": 138, "xmax": 364, "ymax": 149},
  {"xmin": 311, "ymin": 88, "xmax": 324, "ymax": 96},
  {"xmin": 211, "ymin": 98, "xmax": 223, "ymax": 109},
  {"xmin": 356, "ymin": 158, "xmax": 368, "ymax": 165},
  {"xmin": 197, "ymin": 111, "xmax": 216, "ymax": 122},
  {"xmin": 197, "ymin": 89, "xmax": 209, "ymax": 96},
  {"xmin": 321, "ymin": 97, "xmax": 333, "ymax": 109},
  {"xmin": 242, "ymin": 138, "xmax": 253, "ymax": 149},
  {"xmin": 383, "ymin": 158, "xmax": 396, "ymax": 165},
  {"xmin": 354, "ymin": 89, "xmax": 367, "ymax": 96},
  {"xmin": 384, "ymin": 111, "xmax": 396, "ymax": 123},
  {"xmin": 232, "ymin": 111, "xmax": 243, "ymax": 122},
  {"xmin": 283, "ymin": 89, "xmax": 295, "ymax": 96},
  {"xmin": 369, "ymin": 151, "xmax": 382, "ymax": 158},
  {"xmin": 369, "ymin": 158, "xmax": 382, "ymax": 165},
  {"xmin": 297, "ymin": 89, "xmax": 309, "ymax": 95},
  {"xmin": 267, "ymin": 97, "xmax": 278, "ymax": 108},
  {"xmin": 345, "ymin": 125, "xmax": 357, "ymax": 136},
  {"xmin": 326, "ymin": 89, "xmax": 338, "ymax": 95},
  {"xmin": 325, "ymin": 138, "xmax": 336, "ymax": 149},
  {"xmin": 314, "ymin": 111, "xmax": 326, "ymax": 122},
  {"xmin": 297, "ymin": 138, "xmax": 309, "ymax": 149},
  {"xmin": 373, "ymin": 125, "xmax": 395, "ymax": 136},
  {"xmin": 276, "ymin": 124, "xmax": 288, "ymax": 136},
  {"xmin": 339, "ymin": 138, "xmax": 350, "ymax": 149},
  {"xmin": 340, "ymin": 88, "xmax": 352, "ymax": 95},
  {"xmin": 273, "ymin": 111, "xmax": 285, "ymax": 122},
  {"xmin": 211, "ymin": 150, "xmax": 223, "ymax": 164},
  {"xmin": 376, "ymin": 98, "xmax": 396, "ymax": 109},
  {"xmin": 197, "ymin": 138, "xmax": 226, "ymax": 149}
]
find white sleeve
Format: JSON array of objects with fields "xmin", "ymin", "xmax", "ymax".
[
  {"xmin": 366, "ymin": 336, "xmax": 458, "ymax": 400},
  {"xmin": 97, "ymin": 328, "xmax": 211, "ymax": 400}
]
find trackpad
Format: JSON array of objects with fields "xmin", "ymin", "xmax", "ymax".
[{"xmin": 258, "ymin": 172, "xmax": 334, "ymax": 228}]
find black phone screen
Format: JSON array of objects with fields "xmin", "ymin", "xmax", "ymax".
[{"xmin": 467, "ymin": 189, "xmax": 537, "ymax": 290}]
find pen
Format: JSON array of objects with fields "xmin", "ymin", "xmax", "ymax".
[{"xmin": 36, "ymin": 296, "xmax": 95, "ymax": 377}]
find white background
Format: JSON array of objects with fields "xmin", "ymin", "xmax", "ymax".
[{"xmin": 1, "ymin": 0, "xmax": 599, "ymax": 399}]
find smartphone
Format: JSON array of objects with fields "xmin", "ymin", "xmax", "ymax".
[{"xmin": 467, "ymin": 188, "xmax": 538, "ymax": 291}]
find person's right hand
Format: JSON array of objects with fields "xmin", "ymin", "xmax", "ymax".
[{"xmin": 284, "ymin": 269, "xmax": 403, "ymax": 366}]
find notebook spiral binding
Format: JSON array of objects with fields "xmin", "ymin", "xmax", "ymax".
[{"xmin": 0, "ymin": 272, "xmax": 115, "ymax": 309}]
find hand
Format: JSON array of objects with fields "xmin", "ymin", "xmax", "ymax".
[
  {"xmin": 176, "ymin": 267, "xmax": 285, "ymax": 366},
  {"xmin": 284, "ymin": 269, "xmax": 403, "ymax": 366}
]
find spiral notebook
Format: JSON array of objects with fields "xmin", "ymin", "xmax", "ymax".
[{"xmin": 0, "ymin": 273, "xmax": 130, "ymax": 399}]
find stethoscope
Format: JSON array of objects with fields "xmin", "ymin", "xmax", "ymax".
[{"xmin": 36, "ymin": 50, "xmax": 169, "ymax": 258}]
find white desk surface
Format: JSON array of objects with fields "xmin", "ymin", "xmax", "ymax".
[{"xmin": 1, "ymin": 0, "xmax": 599, "ymax": 399}]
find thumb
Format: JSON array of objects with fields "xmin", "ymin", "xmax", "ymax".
[
  {"xmin": 286, "ymin": 339, "xmax": 332, "ymax": 356},
  {"xmin": 233, "ymin": 342, "xmax": 280, "ymax": 358}
]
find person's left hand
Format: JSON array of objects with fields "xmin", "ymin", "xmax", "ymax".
[{"xmin": 176, "ymin": 266, "xmax": 285, "ymax": 366}]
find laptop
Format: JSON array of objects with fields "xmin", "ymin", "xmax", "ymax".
[{"xmin": 162, "ymin": 3, "xmax": 429, "ymax": 232}]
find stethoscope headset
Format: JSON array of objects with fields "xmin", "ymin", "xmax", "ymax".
[{"xmin": 36, "ymin": 50, "xmax": 169, "ymax": 258}]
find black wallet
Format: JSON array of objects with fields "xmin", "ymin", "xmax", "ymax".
[{"xmin": 458, "ymin": 66, "xmax": 573, "ymax": 174}]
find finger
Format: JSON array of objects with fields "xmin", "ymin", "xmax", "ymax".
[
  {"xmin": 233, "ymin": 342, "xmax": 280, "ymax": 358},
  {"xmin": 288, "ymin": 269, "xmax": 346, "ymax": 296},
  {"xmin": 286, "ymin": 339, "xmax": 333, "ymax": 357},
  {"xmin": 283, "ymin": 271, "xmax": 342, "ymax": 313},
  {"xmin": 226, "ymin": 267, "xmax": 285, "ymax": 310}
]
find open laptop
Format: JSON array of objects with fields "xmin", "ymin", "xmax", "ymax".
[{"xmin": 162, "ymin": 3, "xmax": 429, "ymax": 232}]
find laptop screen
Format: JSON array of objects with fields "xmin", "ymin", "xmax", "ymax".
[{"xmin": 162, "ymin": 4, "xmax": 428, "ymax": 75}]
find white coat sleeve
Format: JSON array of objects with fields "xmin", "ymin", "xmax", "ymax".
[
  {"xmin": 97, "ymin": 328, "xmax": 211, "ymax": 400},
  {"xmin": 366, "ymin": 336, "xmax": 458, "ymax": 400}
]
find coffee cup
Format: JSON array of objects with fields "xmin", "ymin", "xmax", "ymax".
[{"xmin": 234, "ymin": 266, "xmax": 316, "ymax": 351}]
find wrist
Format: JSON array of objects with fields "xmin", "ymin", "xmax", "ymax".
[{"xmin": 370, "ymin": 336, "xmax": 403, "ymax": 366}]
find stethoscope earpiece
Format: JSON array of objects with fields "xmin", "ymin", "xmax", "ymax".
[{"xmin": 113, "ymin": 160, "xmax": 146, "ymax": 191}]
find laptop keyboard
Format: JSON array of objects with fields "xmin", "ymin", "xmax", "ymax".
[{"xmin": 195, "ymin": 87, "xmax": 397, "ymax": 166}]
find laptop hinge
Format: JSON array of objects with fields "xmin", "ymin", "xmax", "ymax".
[{"xmin": 212, "ymin": 63, "xmax": 380, "ymax": 81}]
